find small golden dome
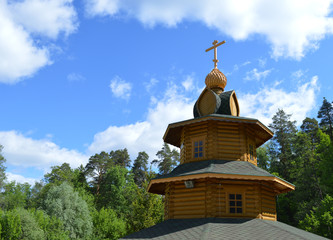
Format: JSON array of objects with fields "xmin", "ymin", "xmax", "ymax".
[{"xmin": 205, "ymin": 68, "xmax": 227, "ymax": 91}]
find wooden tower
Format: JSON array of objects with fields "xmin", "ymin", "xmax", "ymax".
[{"xmin": 147, "ymin": 40, "xmax": 295, "ymax": 221}]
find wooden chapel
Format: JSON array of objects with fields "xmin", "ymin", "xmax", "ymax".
[{"xmin": 122, "ymin": 41, "xmax": 327, "ymax": 240}]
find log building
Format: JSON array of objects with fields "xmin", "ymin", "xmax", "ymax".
[{"xmin": 123, "ymin": 40, "xmax": 327, "ymax": 239}]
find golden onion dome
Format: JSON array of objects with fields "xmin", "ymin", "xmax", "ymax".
[{"xmin": 205, "ymin": 68, "xmax": 227, "ymax": 91}]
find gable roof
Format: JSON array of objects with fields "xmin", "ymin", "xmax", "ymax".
[{"xmin": 121, "ymin": 218, "xmax": 327, "ymax": 240}]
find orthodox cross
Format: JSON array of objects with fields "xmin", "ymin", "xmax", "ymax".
[{"xmin": 205, "ymin": 40, "xmax": 226, "ymax": 68}]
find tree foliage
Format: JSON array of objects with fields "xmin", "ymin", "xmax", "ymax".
[
  {"xmin": 132, "ymin": 151, "xmax": 149, "ymax": 187},
  {"xmin": 43, "ymin": 182, "xmax": 93, "ymax": 239},
  {"xmin": 317, "ymin": 97, "xmax": 333, "ymax": 141},
  {"xmin": 0, "ymin": 145, "xmax": 6, "ymax": 190},
  {"xmin": 92, "ymin": 207, "xmax": 126, "ymax": 240},
  {"xmin": 152, "ymin": 143, "xmax": 180, "ymax": 175},
  {"xmin": 300, "ymin": 195, "xmax": 333, "ymax": 239},
  {"xmin": 268, "ymin": 109, "xmax": 297, "ymax": 181}
]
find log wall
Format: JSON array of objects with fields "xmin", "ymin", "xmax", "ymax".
[
  {"xmin": 165, "ymin": 179, "xmax": 276, "ymax": 220},
  {"xmin": 180, "ymin": 121, "xmax": 257, "ymax": 165}
]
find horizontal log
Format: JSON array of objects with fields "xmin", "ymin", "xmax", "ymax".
[
  {"xmin": 173, "ymin": 214, "xmax": 205, "ymax": 219},
  {"xmin": 172, "ymin": 209, "xmax": 206, "ymax": 215},
  {"xmin": 172, "ymin": 205, "xmax": 205, "ymax": 211},
  {"xmin": 217, "ymin": 138, "xmax": 243, "ymax": 143},
  {"xmin": 262, "ymin": 198, "xmax": 275, "ymax": 204},
  {"xmin": 172, "ymin": 200, "xmax": 205, "ymax": 207},
  {"xmin": 173, "ymin": 183, "xmax": 206, "ymax": 189},
  {"xmin": 170, "ymin": 187, "xmax": 206, "ymax": 194}
]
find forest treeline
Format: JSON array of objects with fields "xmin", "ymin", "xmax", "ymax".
[
  {"xmin": 0, "ymin": 142, "xmax": 179, "ymax": 239},
  {"xmin": 0, "ymin": 97, "xmax": 332, "ymax": 239}
]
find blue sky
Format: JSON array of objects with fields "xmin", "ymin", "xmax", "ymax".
[{"xmin": 1, "ymin": 0, "xmax": 333, "ymax": 185}]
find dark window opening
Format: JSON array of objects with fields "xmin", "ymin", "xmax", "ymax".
[
  {"xmin": 229, "ymin": 194, "xmax": 242, "ymax": 214},
  {"xmin": 194, "ymin": 140, "xmax": 204, "ymax": 158}
]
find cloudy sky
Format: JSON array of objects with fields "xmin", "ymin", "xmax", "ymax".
[{"xmin": 1, "ymin": 0, "xmax": 333, "ymax": 185}]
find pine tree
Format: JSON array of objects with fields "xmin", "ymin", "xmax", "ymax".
[
  {"xmin": 152, "ymin": 143, "xmax": 180, "ymax": 175},
  {"xmin": 268, "ymin": 109, "xmax": 297, "ymax": 181},
  {"xmin": 85, "ymin": 151, "xmax": 113, "ymax": 196},
  {"xmin": 132, "ymin": 152, "xmax": 149, "ymax": 187},
  {"xmin": 110, "ymin": 148, "xmax": 131, "ymax": 168},
  {"xmin": 317, "ymin": 97, "xmax": 333, "ymax": 141}
]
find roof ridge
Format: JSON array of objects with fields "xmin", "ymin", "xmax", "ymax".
[{"xmin": 258, "ymin": 219, "xmax": 316, "ymax": 240}]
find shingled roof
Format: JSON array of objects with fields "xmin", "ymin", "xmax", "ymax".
[
  {"xmin": 121, "ymin": 218, "xmax": 328, "ymax": 240},
  {"xmin": 154, "ymin": 159, "xmax": 275, "ymax": 179},
  {"xmin": 148, "ymin": 160, "xmax": 295, "ymax": 194}
]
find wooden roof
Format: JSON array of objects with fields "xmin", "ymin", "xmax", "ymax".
[
  {"xmin": 148, "ymin": 160, "xmax": 294, "ymax": 195},
  {"xmin": 163, "ymin": 114, "xmax": 273, "ymax": 148}
]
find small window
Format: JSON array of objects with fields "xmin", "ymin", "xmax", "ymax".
[
  {"xmin": 229, "ymin": 194, "xmax": 242, "ymax": 214},
  {"xmin": 194, "ymin": 140, "xmax": 204, "ymax": 158},
  {"xmin": 249, "ymin": 144, "xmax": 254, "ymax": 161}
]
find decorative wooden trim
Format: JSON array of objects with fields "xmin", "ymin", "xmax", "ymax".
[{"xmin": 227, "ymin": 192, "xmax": 245, "ymax": 215}]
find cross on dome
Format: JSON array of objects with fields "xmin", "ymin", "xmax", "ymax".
[{"xmin": 205, "ymin": 40, "xmax": 226, "ymax": 69}]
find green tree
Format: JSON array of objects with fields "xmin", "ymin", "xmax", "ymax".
[
  {"xmin": 98, "ymin": 165, "xmax": 137, "ymax": 215},
  {"xmin": 1, "ymin": 181, "xmax": 31, "ymax": 210},
  {"xmin": 43, "ymin": 182, "xmax": 93, "ymax": 239},
  {"xmin": 132, "ymin": 151, "xmax": 149, "ymax": 187},
  {"xmin": 0, "ymin": 208, "xmax": 22, "ymax": 240},
  {"xmin": 110, "ymin": 148, "xmax": 131, "ymax": 168},
  {"xmin": 152, "ymin": 143, "xmax": 180, "ymax": 175},
  {"xmin": 85, "ymin": 151, "xmax": 113, "ymax": 196},
  {"xmin": 128, "ymin": 175, "xmax": 164, "ymax": 233},
  {"xmin": 318, "ymin": 132, "xmax": 333, "ymax": 195},
  {"xmin": 33, "ymin": 209, "xmax": 69, "ymax": 240},
  {"xmin": 268, "ymin": 109, "xmax": 297, "ymax": 181},
  {"xmin": 317, "ymin": 97, "xmax": 333, "ymax": 141},
  {"xmin": 256, "ymin": 144, "xmax": 270, "ymax": 171},
  {"xmin": 292, "ymin": 123, "xmax": 326, "ymax": 223},
  {"xmin": 44, "ymin": 163, "xmax": 75, "ymax": 185},
  {"xmin": 16, "ymin": 208, "xmax": 45, "ymax": 240},
  {"xmin": 92, "ymin": 207, "xmax": 127, "ymax": 240},
  {"xmin": 300, "ymin": 195, "xmax": 333, "ymax": 239},
  {"xmin": 0, "ymin": 145, "xmax": 6, "ymax": 190}
]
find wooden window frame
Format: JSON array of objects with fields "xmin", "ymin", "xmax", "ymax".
[
  {"xmin": 228, "ymin": 193, "xmax": 244, "ymax": 214},
  {"xmin": 192, "ymin": 137, "xmax": 205, "ymax": 159}
]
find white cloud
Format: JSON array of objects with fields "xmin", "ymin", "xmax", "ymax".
[
  {"xmin": 258, "ymin": 58, "xmax": 266, "ymax": 68},
  {"xmin": 67, "ymin": 72, "xmax": 85, "ymax": 82},
  {"xmin": 144, "ymin": 77, "xmax": 158, "ymax": 92},
  {"xmin": 85, "ymin": 0, "xmax": 120, "ymax": 17},
  {"xmin": 233, "ymin": 61, "xmax": 251, "ymax": 72},
  {"xmin": 8, "ymin": 0, "xmax": 78, "ymax": 39},
  {"xmin": 110, "ymin": 76, "xmax": 132, "ymax": 100},
  {"xmin": 0, "ymin": 131, "xmax": 88, "ymax": 172},
  {"xmin": 0, "ymin": 0, "xmax": 77, "ymax": 84},
  {"xmin": 85, "ymin": 0, "xmax": 333, "ymax": 59},
  {"xmin": 238, "ymin": 76, "xmax": 319, "ymax": 125},
  {"xmin": 244, "ymin": 68, "xmax": 272, "ymax": 81},
  {"xmin": 89, "ymin": 83, "xmax": 194, "ymax": 161},
  {"xmin": 292, "ymin": 69, "xmax": 306, "ymax": 80},
  {"xmin": 6, "ymin": 172, "xmax": 38, "ymax": 185},
  {"xmin": 182, "ymin": 75, "xmax": 194, "ymax": 91}
]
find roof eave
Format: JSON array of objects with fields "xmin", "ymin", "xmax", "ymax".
[
  {"xmin": 163, "ymin": 115, "xmax": 273, "ymax": 148},
  {"xmin": 148, "ymin": 173, "xmax": 294, "ymax": 195}
]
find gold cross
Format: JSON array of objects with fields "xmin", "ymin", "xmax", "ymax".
[{"xmin": 205, "ymin": 40, "xmax": 226, "ymax": 69}]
